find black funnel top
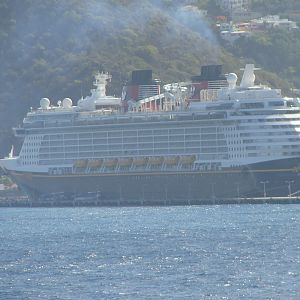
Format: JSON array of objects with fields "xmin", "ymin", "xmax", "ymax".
[
  {"xmin": 131, "ymin": 70, "xmax": 153, "ymax": 85},
  {"xmin": 192, "ymin": 65, "xmax": 226, "ymax": 82}
]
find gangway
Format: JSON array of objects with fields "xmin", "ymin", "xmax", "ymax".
[{"xmin": 290, "ymin": 190, "xmax": 300, "ymax": 197}]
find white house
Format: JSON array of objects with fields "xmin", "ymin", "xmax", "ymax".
[
  {"xmin": 217, "ymin": 0, "xmax": 251, "ymax": 14},
  {"xmin": 251, "ymin": 15, "xmax": 298, "ymax": 30}
]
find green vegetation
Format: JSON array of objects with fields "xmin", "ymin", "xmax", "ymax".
[
  {"xmin": 0, "ymin": 176, "xmax": 13, "ymax": 187},
  {"xmin": 232, "ymin": 29, "xmax": 300, "ymax": 91},
  {"xmin": 251, "ymin": 0, "xmax": 300, "ymax": 15}
]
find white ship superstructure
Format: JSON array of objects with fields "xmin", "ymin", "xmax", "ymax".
[{"xmin": 1, "ymin": 65, "xmax": 300, "ymax": 204}]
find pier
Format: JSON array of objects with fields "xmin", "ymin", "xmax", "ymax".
[{"xmin": 1, "ymin": 195, "xmax": 300, "ymax": 207}]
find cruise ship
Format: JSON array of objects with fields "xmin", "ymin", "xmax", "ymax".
[{"xmin": 1, "ymin": 64, "xmax": 300, "ymax": 205}]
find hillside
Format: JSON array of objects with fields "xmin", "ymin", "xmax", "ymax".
[{"xmin": 0, "ymin": 0, "xmax": 299, "ymax": 156}]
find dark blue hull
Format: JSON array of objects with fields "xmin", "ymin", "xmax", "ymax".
[{"xmin": 8, "ymin": 157, "xmax": 300, "ymax": 205}]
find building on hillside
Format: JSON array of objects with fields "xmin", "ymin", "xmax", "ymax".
[
  {"xmin": 181, "ymin": 5, "xmax": 208, "ymax": 17},
  {"xmin": 216, "ymin": 0, "xmax": 257, "ymax": 21},
  {"xmin": 217, "ymin": 0, "xmax": 251, "ymax": 15},
  {"xmin": 220, "ymin": 29, "xmax": 252, "ymax": 43},
  {"xmin": 251, "ymin": 15, "xmax": 298, "ymax": 30},
  {"xmin": 216, "ymin": 21, "xmax": 253, "ymax": 44}
]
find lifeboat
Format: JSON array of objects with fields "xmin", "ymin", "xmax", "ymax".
[
  {"xmin": 148, "ymin": 156, "xmax": 163, "ymax": 165},
  {"xmin": 164, "ymin": 156, "xmax": 179, "ymax": 165},
  {"xmin": 88, "ymin": 159, "xmax": 103, "ymax": 168},
  {"xmin": 73, "ymin": 159, "xmax": 88, "ymax": 168},
  {"xmin": 102, "ymin": 158, "xmax": 118, "ymax": 167},
  {"xmin": 180, "ymin": 155, "xmax": 196, "ymax": 164},
  {"xmin": 118, "ymin": 158, "xmax": 133, "ymax": 167},
  {"xmin": 133, "ymin": 157, "xmax": 148, "ymax": 166}
]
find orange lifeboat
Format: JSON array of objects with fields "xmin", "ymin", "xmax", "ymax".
[
  {"xmin": 74, "ymin": 159, "xmax": 88, "ymax": 168},
  {"xmin": 88, "ymin": 159, "xmax": 103, "ymax": 168},
  {"xmin": 133, "ymin": 157, "xmax": 148, "ymax": 166},
  {"xmin": 148, "ymin": 156, "xmax": 163, "ymax": 165},
  {"xmin": 180, "ymin": 155, "xmax": 196, "ymax": 164},
  {"xmin": 103, "ymin": 158, "xmax": 118, "ymax": 167},
  {"xmin": 164, "ymin": 156, "xmax": 179, "ymax": 165},
  {"xmin": 118, "ymin": 158, "xmax": 133, "ymax": 167}
]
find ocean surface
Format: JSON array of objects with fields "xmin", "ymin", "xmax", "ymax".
[{"xmin": 0, "ymin": 205, "xmax": 299, "ymax": 300}]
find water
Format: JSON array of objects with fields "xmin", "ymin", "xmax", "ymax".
[{"xmin": 0, "ymin": 205, "xmax": 299, "ymax": 300}]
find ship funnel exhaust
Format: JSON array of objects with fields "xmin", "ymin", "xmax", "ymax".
[{"xmin": 190, "ymin": 65, "xmax": 227, "ymax": 101}]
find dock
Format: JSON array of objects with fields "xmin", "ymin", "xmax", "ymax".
[{"xmin": 1, "ymin": 196, "xmax": 300, "ymax": 207}]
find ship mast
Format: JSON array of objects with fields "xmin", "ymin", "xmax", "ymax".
[{"xmin": 92, "ymin": 72, "xmax": 112, "ymax": 98}]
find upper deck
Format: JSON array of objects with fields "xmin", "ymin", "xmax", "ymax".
[{"xmin": 17, "ymin": 64, "xmax": 300, "ymax": 134}]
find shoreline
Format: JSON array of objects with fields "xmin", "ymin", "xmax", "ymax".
[{"xmin": 1, "ymin": 196, "xmax": 300, "ymax": 207}]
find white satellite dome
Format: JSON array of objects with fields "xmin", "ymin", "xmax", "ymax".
[
  {"xmin": 227, "ymin": 73, "xmax": 238, "ymax": 89},
  {"xmin": 40, "ymin": 98, "xmax": 50, "ymax": 109},
  {"xmin": 62, "ymin": 98, "xmax": 73, "ymax": 108}
]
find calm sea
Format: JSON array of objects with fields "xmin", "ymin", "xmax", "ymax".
[{"xmin": 0, "ymin": 205, "xmax": 299, "ymax": 300}]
